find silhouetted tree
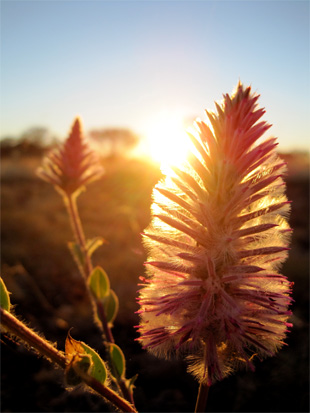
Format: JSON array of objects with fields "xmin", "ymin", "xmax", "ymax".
[
  {"xmin": 20, "ymin": 127, "xmax": 55, "ymax": 147},
  {"xmin": 1, "ymin": 127, "xmax": 58, "ymax": 157}
]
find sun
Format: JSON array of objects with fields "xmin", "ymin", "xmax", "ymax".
[{"xmin": 145, "ymin": 112, "xmax": 193, "ymax": 174}]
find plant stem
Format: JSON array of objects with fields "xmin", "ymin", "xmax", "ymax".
[
  {"xmin": 0, "ymin": 308, "xmax": 137, "ymax": 413},
  {"xmin": 64, "ymin": 193, "xmax": 108, "ymax": 338},
  {"xmin": 195, "ymin": 382, "xmax": 210, "ymax": 413},
  {"xmin": 63, "ymin": 192, "xmax": 136, "ymax": 408},
  {"xmin": 118, "ymin": 378, "xmax": 135, "ymax": 408},
  {"xmin": 74, "ymin": 364, "xmax": 137, "ymax": 413},
  {"xmin": 64, "ymin": 193, "xmax": 115, "ymax": 345},
  {"xmin": 65, "ymin": 193, "xmax": 93, "ymax": 278},
  {"xmin": 97, "ymin": 299, "xmax": 115, "ymax": 343},
  {"xmin": 1, "ymin": 307, "xmax": 67, "ymax": 368},
  {"xmin": 96, "ymin": 299, "xmax": 135, "ymax": 406}
]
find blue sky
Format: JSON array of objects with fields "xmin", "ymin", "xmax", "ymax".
[{"xmin": 1, "ymin": 0, "xmax": 309, "ymax": 151}]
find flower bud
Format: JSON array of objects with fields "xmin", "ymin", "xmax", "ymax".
[{"xmin": 37, "ymin": 117, "xmax": 104, "ymax": 196}]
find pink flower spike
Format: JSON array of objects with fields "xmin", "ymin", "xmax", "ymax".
[
  {"xmin": 137, "ymin": 82, "xmax": 293, "ymax": 386},
  {"xmin": 37, "ymin": 117, "xmax": 104, "ymax": 196}
]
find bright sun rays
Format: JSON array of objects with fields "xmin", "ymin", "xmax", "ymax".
[{"xmin": 145, "ymin": 112, "xmax": 194, "ymax": 175}]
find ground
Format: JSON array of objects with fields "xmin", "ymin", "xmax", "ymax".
[{"xmin": 1, "ymin": 150, "xmax": 309, "ymax": 412}]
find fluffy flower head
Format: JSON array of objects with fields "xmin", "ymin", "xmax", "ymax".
[
  {"xmin": 137, "ymin": 82, "xmax": 293, "ymax": 385},
  {"xmin": 37, "ymin": 117, "xmax": 104, "ymax": 196}
]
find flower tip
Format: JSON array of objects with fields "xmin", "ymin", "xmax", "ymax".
[
  {"xmin": 69, "ymin": 116, "xmax": 83, "ymax": 140},
  {"xmin": 73, "ymin": 115, "xmax": 82, "ymax": 127}
]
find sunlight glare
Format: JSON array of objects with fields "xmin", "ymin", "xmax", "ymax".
[{"xmin": 145, "ymin": 113, "xmax": 193, "ymax": 175}]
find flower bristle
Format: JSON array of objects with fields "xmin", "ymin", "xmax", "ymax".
[
  {"xmin": 37, "ymin": 117, "xmax": 104, "ymax": 196},
  {"xmin": 137, "ymin": 82, "xmax": 293, "ymax": 386}
]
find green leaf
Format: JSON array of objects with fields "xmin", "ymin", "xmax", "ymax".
[
  {"xmin": 65, "ymin": 332, "xmax": 107, "ymax": 384},
  {"xmin": 0, "ymin": 277, "xmax": 11, "ymax": 312},
  {"xmin": 80, "ymin": 342, "xmax": 107, "ymax": 384},
  {"xmin": 109, "ymin": 343, "xmax": 126, "ymax": 379},
  {"xmin": 86, "ymin": 237, "xmax": 105, "ymax": 258},
  {"xmin": 88, "ymin": 266, "xmax": 110, "ymax": 299},
  {"xmin": 68, "ymin": 241, "xmax": 85, "ymax": 274},
  {"xmin": 103, "ymin": 289, "xmax": 119, "ymax": 324}
]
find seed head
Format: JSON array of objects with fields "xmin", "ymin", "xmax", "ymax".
[
  {"xmin": 37, "ymin": 117, "xmax": 104, "ymax": 196},
  {"xmin": 137, "ymin": 82, "xmax": 293, "ymax": 386}
]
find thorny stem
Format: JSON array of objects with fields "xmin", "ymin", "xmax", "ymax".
[
  {"xmin": 63, "ymin": 192, "xmax": 136, "ymax": 407},
  {"xmin": 0, "ymin": 308, "xmax": 137, "ymax": 413},
  {"xmin": 195, "ymin": 381, "xmax": 210, "ymax": 413}
]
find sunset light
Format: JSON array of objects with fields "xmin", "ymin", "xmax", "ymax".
[
  {"xmin": 145, "ymin": 113, "xmax": 193, "ymax": 174},
  {"xmin": 1, "ymin": 0, "xmax": 308, "ymax": 411}
]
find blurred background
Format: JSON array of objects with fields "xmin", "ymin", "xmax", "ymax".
[{"xmin": 1, "ymin": 1, "xmax": 309, "ymax": 412}]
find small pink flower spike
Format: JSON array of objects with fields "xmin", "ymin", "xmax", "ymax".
[
  {"xmin": 137, "ymin": 82, "xmax": 293, "ymax": 386},
  {"xmin": 37, "ymin": 117, "xmax": 104, "ymax": 196}
]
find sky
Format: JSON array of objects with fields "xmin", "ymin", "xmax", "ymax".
[{"xmin": 1, "ymin": 0, "xmax": 309, "ymax": 152}]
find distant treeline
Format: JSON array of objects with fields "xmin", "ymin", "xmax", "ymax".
[
  {"xmin": 1, "ymin": 127, "xmax": 309, "ymax": 178},
  {"xmin": 0, "ymin": 126, "xmax": 140, "ymax": 158}
]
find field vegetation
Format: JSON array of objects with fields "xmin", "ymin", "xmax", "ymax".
[{"xmin": 1, "ymin": 140, "xmax": 309, "ymax": 412}]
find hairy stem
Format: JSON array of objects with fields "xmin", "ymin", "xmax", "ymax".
[
  {"xmin": 0, "ymin": 308, "xmax": 137, "ymax": 413},
  {"xmin": 63, "ymin": 192, "xmax": 135, "ymax": 407},
  {"xmin": 195, "ymin": 381, "xmax": 210, "ymax": 413},
  {"xmin": 96, "ymin": 299, "xmax": 115, "ymax": 343},
  {"xmin": 96, "ymin": 299, "xmax": 135, "ymax": 405},
  {"xmin": 1, "ymin": 307, "xmax": 67, "ymax": 368},
  {"xmin": 64, "ymin": 193, "xmax": 93, "ymax": 278},
  {"xmin": 64, "ymin": 192, "xmax": 114, "ymax": 342},
  {"xmin": 64, "ymin": 193, "xmax": 113, "ymax": 342},
  {"xmin": 74, "ymin": 363, "xmax": 137, "ymax": 412}
]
